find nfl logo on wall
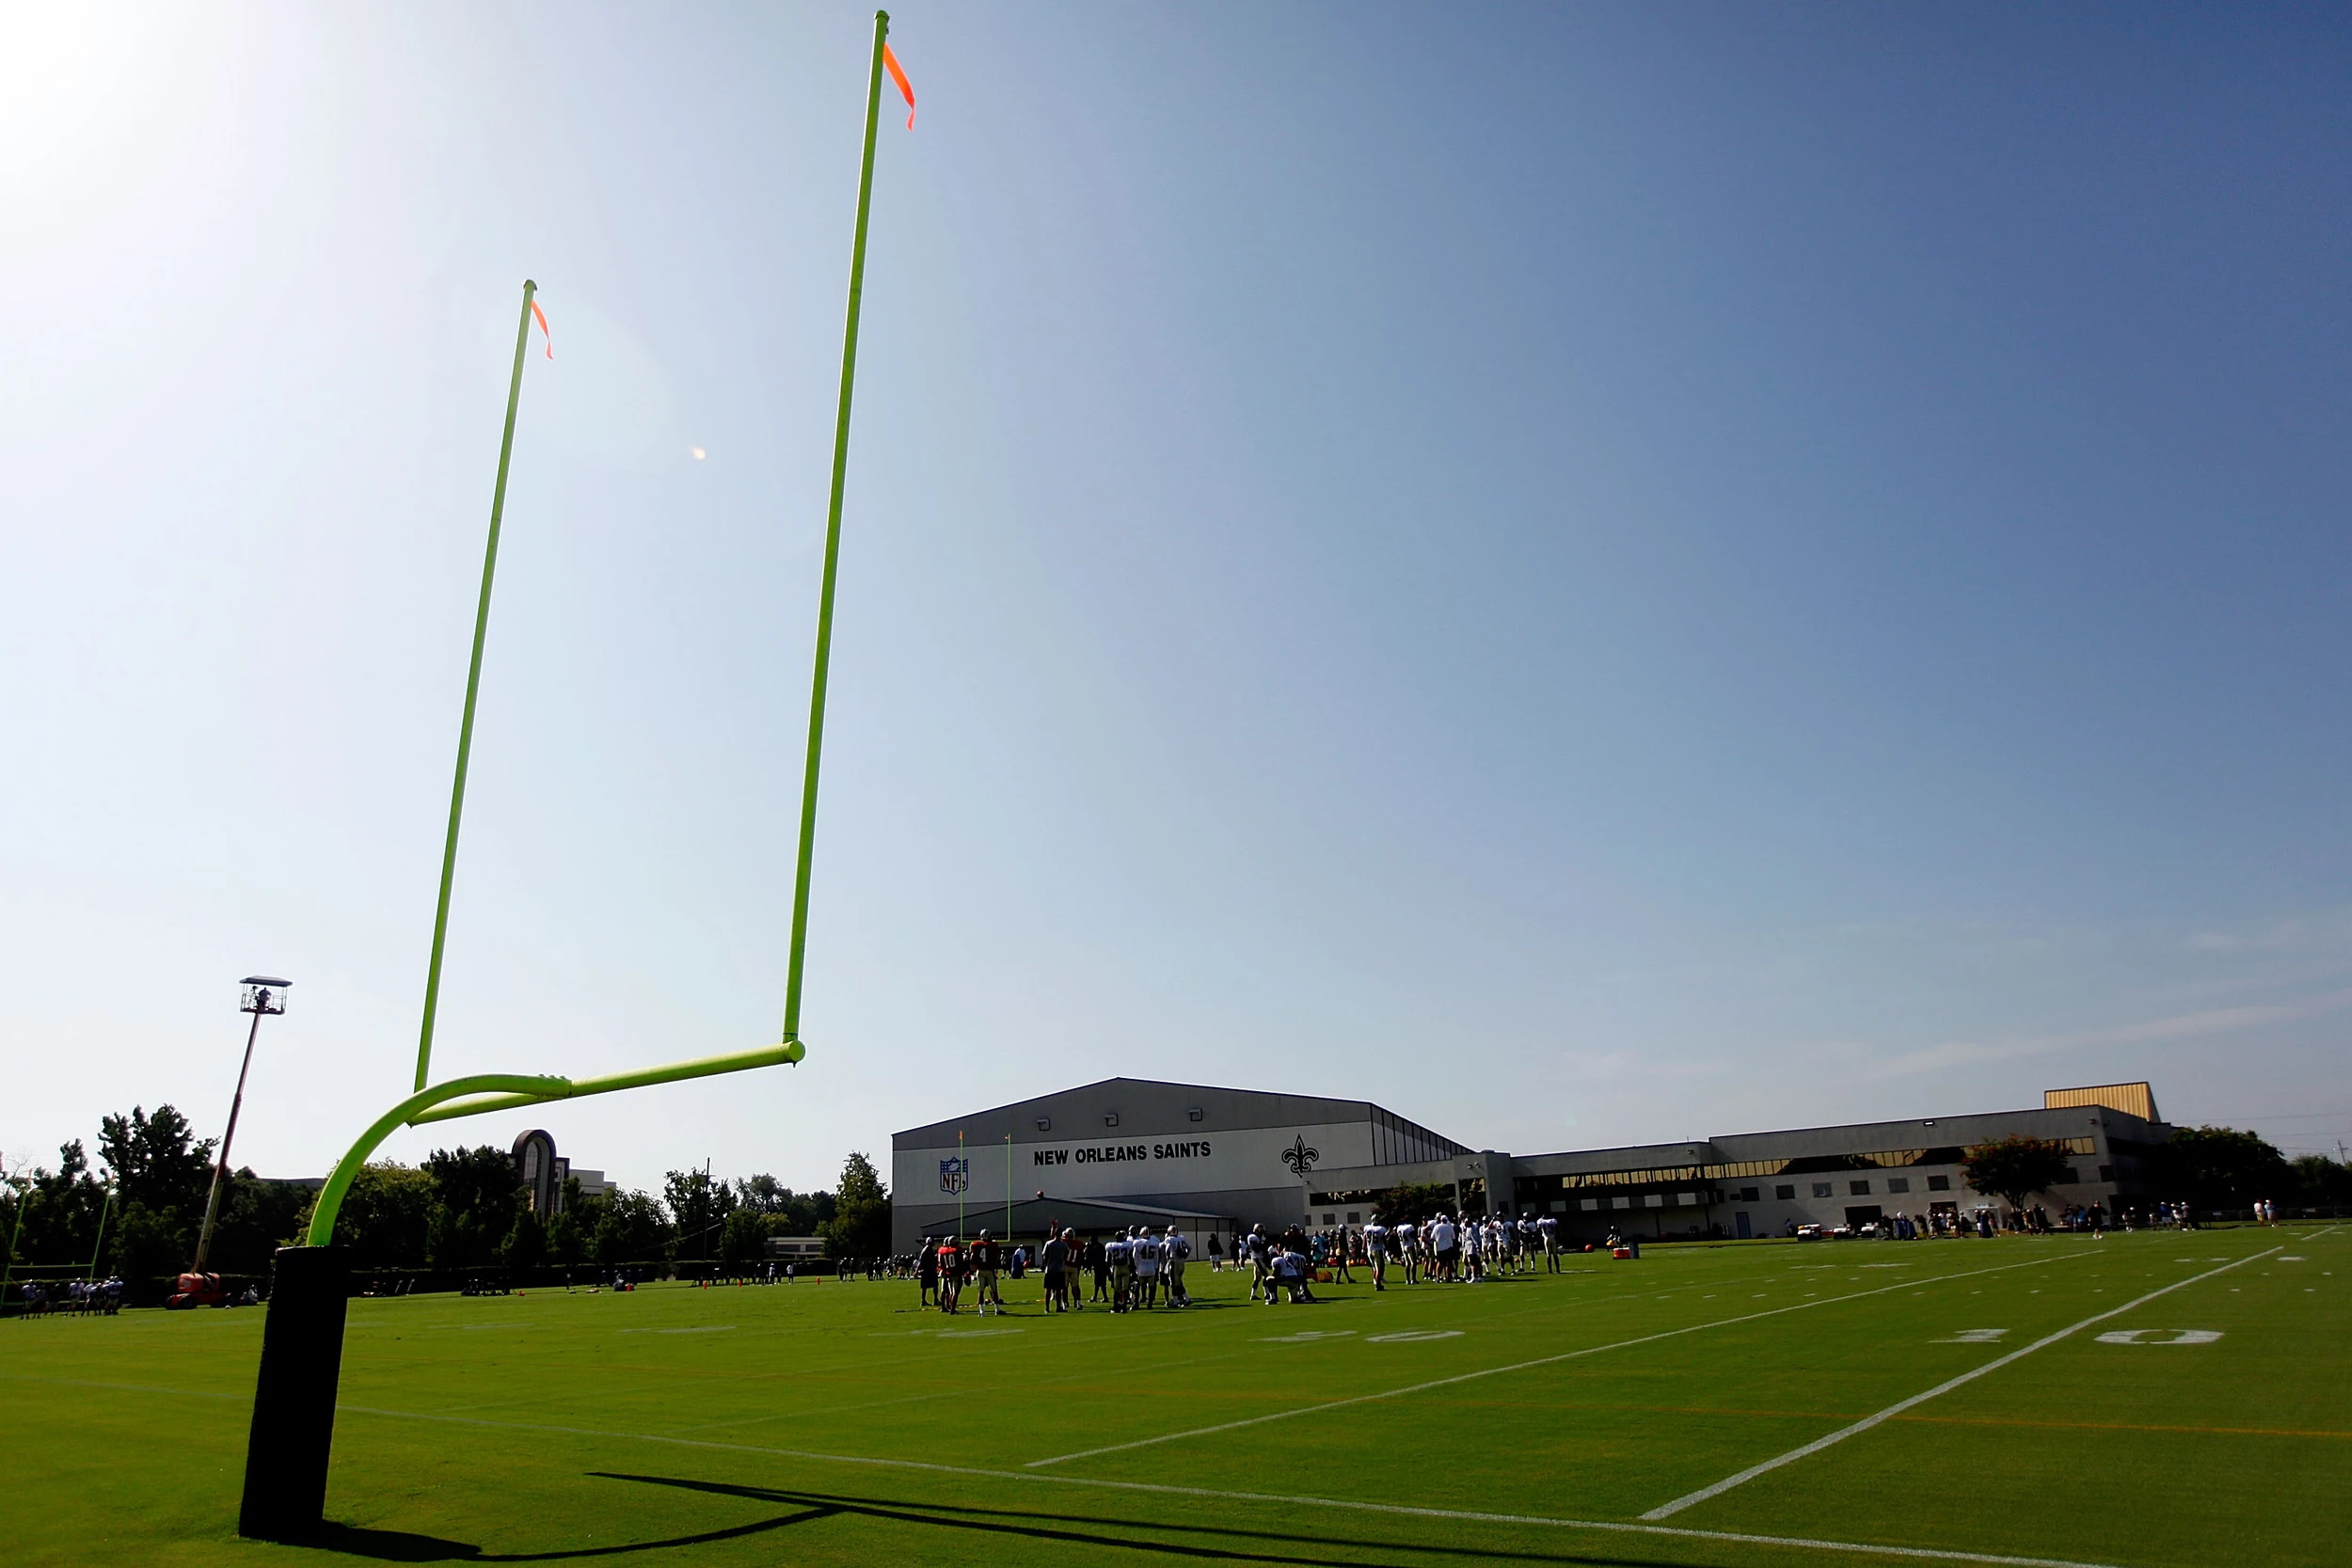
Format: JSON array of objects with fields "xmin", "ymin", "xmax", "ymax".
[{"xmin": 939, "ymin": 1158, "xmax": 970, "ymax": 1195}]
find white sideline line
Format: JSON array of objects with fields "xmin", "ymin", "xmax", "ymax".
[
  {"xmin": 1024, "ymin": 1251, "xmax": 2075, "ymax": 1468},
  {"xmin": 340, "ymin": 1402, "xmax": 2122, "ymax": 1568},
  {"xmin": 1640, "ymin": 1244, "xmax": 2284, "ymax": 1521}
]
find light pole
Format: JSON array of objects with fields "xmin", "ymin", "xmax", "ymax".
[
  {"xmin": 193, "ymin": 976, "xmax": 290, "ymax": 1275},
  {"xmin": 1, "ymin": 1161, "xmax": 28, "ymax": 1315}
]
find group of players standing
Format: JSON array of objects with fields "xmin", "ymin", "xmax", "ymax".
[
  {"xmin": 915, "ymin": 1224, "xmax": 1193, "ymax": 1315},
  {"xmin": 911, "ymin": 1210, "xmax": 1573, "ymax": 1316},
  {"xmin": 1300, "ymin": 1210, "xmax": 1566, "ymax": 1291}
]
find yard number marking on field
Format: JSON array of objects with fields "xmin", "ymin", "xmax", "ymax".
[
  {"xmin": 1640, "ymin": 1246, "xmax": 2281, "ymax": 1521},
  {"xmin": 342, "ymin": 1403, "xmax": 2133, "ymax": 1568},
  {"xmin": 1365, "ymin": 1329, "xmax": 1464, "ymax": 1343},
  {"xmin": 2092, "ymin": 1328, "xmax": 2219, "ymax": 1345},
  {"xmin": 1022, "ymin": 1252, "xmax": 2079, "ymax": 1470}
]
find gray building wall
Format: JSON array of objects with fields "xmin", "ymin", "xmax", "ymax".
[
  {"xmin": 891, "ymin": 1076, "xmax": 1467, "ymax": 1251},
  {"xmin": 1301, "ymin": 1103, "xmax": 2167, "ymax": 1241}
]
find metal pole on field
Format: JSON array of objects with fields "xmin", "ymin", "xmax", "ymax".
[
  {"xmin": 87, "ymin": 1182, "xmax": 112, "ymax": 1280},
  {"xmin": 417, "ymin": 281, "xmax": 541, "ymax": 1092},
  {"xmin": 1, "ymin": 1177, "xmax": 27, "ymax": 1315},
  {"xmin": 780, "ymin": 9, "xmax": 892, "ymax": 1053},
  {"xmin": 1006, "ymin": 1132, "xmax": 1012, "ymax": 1243},
  {"xmin": 194, "ymin": 1013, "xmax": 262, "ymax": 1269},
  {"xmin": 198, "ymin": 978, "xmax": 289, "ymax": 1272},
  {"xmin": 957, "ymin": 1130, "xmax": 965, "ymax": 1242}
]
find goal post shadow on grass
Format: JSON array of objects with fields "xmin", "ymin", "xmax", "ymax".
[{"xmin": 237, "ymin": 11, "xmax": 907, "ymax": 1542}]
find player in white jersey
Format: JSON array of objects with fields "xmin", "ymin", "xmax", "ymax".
[
  {"xmin": 1429, "ymin": 1214, "xmax": 1458, "ymax": 1281},
  {"xmin": 1391, "ymin": 1220, "xmax": 1418, "ymax": 1283},
  {"xmin": 1131, "ymin": 1227, "xmax": 1162, "ymax": 1307},
  {"xmin": 1539, "ymin": 1212, "xmax": 1561, "ymax": 1272},
  {"xmin": 1104, "ymin": 1230, "xmax": 1132, "ymax": 1312},
  {"xmin": 1363, "ymin": 1220, "xmax": 1389, "ymax": 1291},
  {"xmin": 1164, "ymin": 1226, "xmax": 1191, "ymax": 1306}
]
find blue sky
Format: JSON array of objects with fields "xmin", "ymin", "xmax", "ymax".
[{"xmin": 5, "ymin": 5, "xmax": 2349, "ymax": 1195}]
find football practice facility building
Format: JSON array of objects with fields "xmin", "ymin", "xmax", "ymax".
[
  {"xmin": 892, "ymin": 1077, "xmax": 2171, "ymax": 1248},
  {"xmin": 890, "ymin": 1078, "xmax": 1467, "ymax": 1255}
]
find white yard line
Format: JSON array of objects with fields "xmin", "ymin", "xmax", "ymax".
[
  {"xmin": 1640, "ymin": 1244, "xmax": 2284, "ymax": 1521},
  {"xmin": 340, "ymin": 1402, "xmax": 2123, "ymax": 1568},
  {"xmin": 1024, "ymin": 1251, "xmax": 2076, "ymax": 1468}
]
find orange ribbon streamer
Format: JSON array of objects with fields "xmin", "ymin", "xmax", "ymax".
[
  {"xmin": 531, "ymin": 300, "xmax": 552, "ymax": 359},
  {"xmin": 882, "ymin": 40, "xmax": 914, "ymax": 130}
]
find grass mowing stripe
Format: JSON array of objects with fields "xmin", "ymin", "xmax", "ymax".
[
  {"xmin": 339, "ymin": 1402, "xmax": 2122, "ymax": 1568},
  {"xmin": 0, "ymin": 1372, "xmax": 241, "ymax": 1402},
  {"xmin": 1023, "ymin": 1250, "xmax": 2075, "ymax": 1468},
  {"xmin": 1640, "ymin": 1244, "xmax": 2284, "ymax": 1521}
]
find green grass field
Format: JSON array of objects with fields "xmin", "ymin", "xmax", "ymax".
[{"xmin": 6, "ymin": 1224, "xmax": 2344, "ymax": 1567}]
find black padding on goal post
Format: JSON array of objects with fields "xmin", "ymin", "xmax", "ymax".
[{"xmin": 238, "ymin": 1244, "xmax": 350, "ymax": 1541}]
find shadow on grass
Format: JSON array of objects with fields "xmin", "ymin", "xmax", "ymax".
[
  {"xmin": 590, "ymin": 1473, "xmax": 1689, "ymax": 1568},
  {"xmin": 305, "ymin": 1501, "xmax": 836, "ymax": 1561}
]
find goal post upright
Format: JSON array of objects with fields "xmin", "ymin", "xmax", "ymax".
[
  {"xmin": 783, "ymin": 8, "xmax": 892, "ymax": 1053},
  {"xmin": 238, "ymin": 14, "xmax": 902, "ymax": 1541}
]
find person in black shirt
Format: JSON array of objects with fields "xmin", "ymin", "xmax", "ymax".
[{"xmin": 1041, "ymin": 1228, "xmax": 1071, "ymax": 1312}]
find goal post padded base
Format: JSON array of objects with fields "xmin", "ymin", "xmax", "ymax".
[{"xmin": 238, "ymin": 1244, "xmax": 349, "ymax": 1542}]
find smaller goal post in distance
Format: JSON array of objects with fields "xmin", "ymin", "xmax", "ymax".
[{"xmin": 238, "ymin": 1245, "xmax": 350, "ymax": 1541}]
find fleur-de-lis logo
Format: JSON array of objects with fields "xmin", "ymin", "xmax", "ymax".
[{"xmin": 1280, "ymin": 1134, "xmax": 1320, "ymax": 1177}]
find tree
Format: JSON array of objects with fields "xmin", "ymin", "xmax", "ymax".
[
  {"xmin": 424, "ymin": 1146, "xmax": 526, "ymax": 1271},
  {"xmin": 664, "ymin": 1168, "xmax": 736, "ymax": 1261},
  {"xmin": 593, "ymin": 1190, "xmax": 670, "ymax": 1266},
  {"xmin": 2152, "ymin": 1127, "xmax": 2294, "ymax": 1212},
  {"xmin": 719, "ymin": 1207, "xmax": 771, "ymax": 1269},
  {"xmin": 321, "ymin": 1162, "xmax": 437, "ymax": 1267},
  {"xmin": 1959, "ymin": 1137, "xmax": 2073, "ymax": 1214},
  {"xmin": 8, "ymin": 1141, "xmax": 110, "ymax": 1274},
  {"xmin": 1367, "ymin": 1182, "xmax": 1454, "ymax": 1226},
  {"xmin": 820, "ymin": 1152, "xmax": 889, "ymax": 1260},
  {"xmin": 96, "ymin": 1105, "xmax": 215, "ymax": 1276},
  {"xmin": 501, "ymin": 1205, "xmax": 548, "ymax": 1269},
  {"xmin": 732, "ymin": 1175, "xmax": 836, "ymax": 1234},
  {"xmin": 2290, "ymin": 1155, "xmax": 2351, "ymax": 1208},
  {"xmin": 546, "ymin": 1207, "xmax": 587, "ymax": 1267},
  {"xmin": 207, "ymin": 1170, "xmax": 316, "ymax": 1275},
  {"xmin": 98, "ymin": 1105, "xmax": 214, "ymax": 1216}
]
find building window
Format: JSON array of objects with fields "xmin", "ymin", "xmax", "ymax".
[
  {"xmin": 1927, "ymin": 1175, "xmax": 1950, "ymax": 1192},
  {"xmin": 2059, "ymin": 1168, "xmax": 2079, "ymax": 1185},
  {"xmin": 1551, "ymin": 1199, "xmax": 1567, "ymax": 1213},
  {"xmin": 1777, "ymin": 1185, "xmax": 1796, "ymax": 1200},
  {"xmin": 1104, "ymin": 1113, "xmax": 1119, "ymax": 1128},
  {"xmin": 1849, "ymin": 1180, "xmax": 1871, "ymax": 1196},
  {"xmin": 1322, "ymin": 1213, "xmax": 1336, "ymax": 1226},
  {"xmin": 1611, "ymin": 1196, "xmax": 1630, "ymax": 1211},
  {"xmin": 1188, "ymin": 1106, "xmax": 1204, "ymax": 1122},
  {"xmin": 1346, "ymin": 1212, "xmax": 1360, "ymax": 1225},
  {"xmin": 1886, "ymin": 1178, "xmax": 1910, "ymax": 1194},
  {"xmin": 1580, "ymin": 1198, "xmax": 1598, "ymax": 1212},
  {"xmin": 1674, "ymin": 1192, "xmax": 1697, "ymax": 1207},
  {"xmin": 1737, "ymin": 1186, "xmax": 1761, "ymax": 1202},
  {"xmin": 2098, "ymin": 1164, "xmax": 2115, "ymax": 1182},
  {"xmin": 1642, "ymin": 1194, "xmax": 1662, "ymax": 1208},
  {"xmin": 1811, "ymin": 1182, "xmax": 1834, "ymax": 1198},
  {"xmin": 1035, "ymin": 1117, "xmax": 1051, "ymax": 1132}
]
